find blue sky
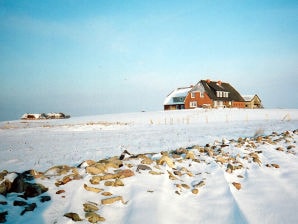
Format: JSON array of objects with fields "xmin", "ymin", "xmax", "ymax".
[{"xmin": 0, "ymin": 0, "xmax": 297, "ymax": 121}]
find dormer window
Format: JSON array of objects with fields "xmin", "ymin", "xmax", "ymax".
[
  {"xmin": 191, "ymin": 92, "xmax": 195, "ymax": 98},
  {"xmin": 217, "ymin": 91, "xmax": 229, "ymax": 98}
]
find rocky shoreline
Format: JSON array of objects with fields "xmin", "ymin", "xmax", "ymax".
[{"xmin": 0, "ymin": 129, "xmax": 297, "ymax": 223}]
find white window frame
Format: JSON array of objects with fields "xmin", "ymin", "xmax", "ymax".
[
  {"xmin": 200, "ymin": 92, "xmax": 204, "ymax": 98},
  {"xmin": 191, "ymin": 92, "xmax": 195, "ymax": 98},
  {"xmin": 190, "ymin": 101, "xmax": 197, "ymax": 108}
]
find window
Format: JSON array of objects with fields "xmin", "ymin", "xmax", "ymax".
[
  {"xmin": 190, "ymin": 101, "xmax": 197, "ymax": 108},
  {"xmin": 191, "ymin": 92, "xmax": 195, "ymax": 98},
  {"xmin": 200, "ymin": 92, "xmax": 204, "ymax": 98},
  {"xmin": 219, "ymin": 91, "xmax": 223, "ymax": 97},
  {"xmin": 173, "ymin": 97, "xmax": 185, "ymax": 103}
]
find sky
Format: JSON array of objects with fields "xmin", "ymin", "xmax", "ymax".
[{"xmin": 0, "ymin": 0, "xmax": 297, "ymax": 121}]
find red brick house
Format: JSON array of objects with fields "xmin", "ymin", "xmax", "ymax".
[{"xmin": 164, "ymin": 79, "xmax": 245, "ymax": 110}]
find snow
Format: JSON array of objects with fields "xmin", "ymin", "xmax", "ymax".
[
  {"xmin": 0, "ymin": 108, "xmax": 298, "ymax": 224},
  {"xmin": 163, "ymin": 87, "xmax": 192, "ymax": 105}
]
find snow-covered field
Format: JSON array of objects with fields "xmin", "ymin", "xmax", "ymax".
[{"xmin": 0, "ymin": 109, "xmax": 298, "ymax": 223}]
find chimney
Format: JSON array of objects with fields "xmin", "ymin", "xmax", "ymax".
[
  {"xmin": 206, "ymin": 79, "xmax": 211, "ymax": 83},
  {"xmin": 217, "ymin": 80, "xmax": 222, "ymax": 86}
]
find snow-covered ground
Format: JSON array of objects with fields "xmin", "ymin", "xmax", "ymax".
[{"xmin": 0, "ymin": 109, "xmax": 298, "ymax": 223}]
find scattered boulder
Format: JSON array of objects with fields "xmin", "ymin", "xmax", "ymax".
[
  {"xmin": 232, "ymin": 182, "xmax": 241, "ymax": 190},
  {"xmin": 84, "ymin": 184, "xmax": 103, "ymax": 193},
  {"xmin": 101, "ymin": 196, "xmax": 126, "ymax": 205},
  {"xmin": 0, "ymin": 211, "xmax": 8, "ymax": 223},
  {"xmin": 64, "ymin": 212, "xmax": 82, "ymax": 222},
  {"xmin": 20, "ymin": 203, "xmax": 37, "ymax": 216},
  {"xmin": 136, "ymin": 164, "xmax": 152, "ymax": 172},
  {"xmin": 83, "ymin": 203, "xmax": 99, "ymax": 212},
  {"xmin": 85, "ymin": 212, "xmax": 105, "ymax": 223},
  {"xmin": 192, "ymin": 189, "xmax": 199, "ymax": 194},
  {"xmin": 157, "ymin": 155, "xmax": 175, "ymax": 168}
]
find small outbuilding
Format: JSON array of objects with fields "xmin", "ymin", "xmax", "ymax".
[{"xmin": 242, "ymin": 94, "xmax": 263, "ymax": 109}]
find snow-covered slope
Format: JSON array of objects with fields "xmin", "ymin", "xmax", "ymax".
[{"xmin": 0, "ymin": 109, "xmax": 298, "ymax": 223}]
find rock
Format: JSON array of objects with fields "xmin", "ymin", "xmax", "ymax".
[
  {"xmin": 101, "ymin": 196, "xmax": 125, "ymax": 205},
  {"xmin": 181, "ymin": 184, "xmax": 190, "ymax": 189},
  {"xmin": 185, "ymin": 151, "xmax": 195, "ymax": 160},
  {"xmin": 56, "ymin": 189, "xmax": 65, "ymax": 194},
  {"xmin": 64, "ymin": 212, "xmax": 82, "ymax": 221},
  {"xmin": 136, "ymin": 164, "xmax": 152, "ymax": 172},
  {"xmin": 85, "ymin": 212, "xmax": 105, "ymax": 223},
  {"xmin": 114, "ymin": 179, "xmax": 124, "ymax": 187},
  {"xmin": 90, "ymin": 176, "xmax": 101, "ymax": 185},
  {"xmin": 157, "ymin": 155, "xmax": 175, "ymax": 168},
  {"xmin": 167, "ymin": 171, "xmax": 178, "ymax": 180},
  {"xmin": 78, "ymin": 160, "xmax": 96, "ymax": 168},
  {"xmin": 13, "ymin": 200, "xmax": 27, "ymax": 206},
  {"xmin": 44, "ymin": 165, "xmax": 71, "ymax": 176},
  {"xmin": 226, "ymin": 163, "xmax": 234, "ymax": 173},
  {"xmin": 149, "ymin": 171, "xmax": 163, "ymax": 175},
  {"xmin": 104, "ymin": 181, "xmax": 114, "ymax": 187},
  {"xmin": 84, "ymin": 184, "xmax": 103, "ymax": 193},
  {"xmin": 0, "ymin": 201, "xmax": 7, "ymax": 205},
  {"xmin": 271, "ymin": 163, "xmax": 280, "ymax": 168},
  {"xmin": 23, "ymin": 183, "xmax": 48, "ymax": 198},
  {"xmin": 192, "ymin": 189, "xmax": 199, "ymax": 194},
  {"xmin": 40, "ymin": 195, "xmax": 51, "ymax": 203},
  {"xmin": 0, "ymin": 211, "xmax": 8, "ymax": 223},
  {"xmin": 192, "ymin": 180, "xmax": 205, "ymax": 188},
  {"xmin": 83, "ymin": 203, "xmax": 99, "ymax": 212},
  {"xmin": 20, "ymin": 203, "xmax": 37, "ymax": 216},
  {"xmin": 216, "ymin": 156, "xmax": 227, "ymax": 164},
  {"xmin": 101, "ymin": 192, "xmax": 113, "ymax": 196},
  {"xmin": 0, "ymin": 180, "xmax": 12, "ymax": 195},
  {"xmin": 232, "ymin": 182, "xmax": 241, "ymax": 190},
  {"xmin": 116, "ymin": 169, "xmax": 135, "ymax": 179},
  {"xmin": 86, "ymin": 166, "xmax": 104, "ymax": 175}
]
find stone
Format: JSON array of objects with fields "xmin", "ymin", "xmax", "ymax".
[
  {"xmin": 85, "ymin": 212, "xmax": 105, "ymax": 223},
  {"xmin": 116, "ymin": 169, "xmax": 135, "ymax": 179},
  {"xmin": 192, "ymin": 189, "xmax": 199, "ymax": 194},
  {"xmin": 84, "ymin": 184, "xmax": 103, "ymax": 193},
  {"xmin": 101, "ymin": 196, "xmax": 125, "ymax": 205},
  {"xmin": 56, "ymin": 189, "xmax": 65, "ymax": 194},
  {"xmin": 181, "ymin": 184, "xmax": 190, "ymax": 189},
  {"xmin": 20, "ymin": 203, "xmax": 37, "ymax": 216},
  {"xmin": 13, "ymin": 200, "xmax": 27, "ymax": 206},
  {"xmin": 44, "ymin": 165, "xmax": 71, "ymax": 176},
  {"xmin": 90, "ymin": 176, "xmax": 101, "ymax": 185},
  {"xmin": 216, "ymin": 156, "xmax": 227, "ymax": 164},
  {"xmin": 157, "ymin": 155, "xmax": 175, "ymax": 168},
  {"xmin": 136, "ymin": 164, "xmax": 152, "ymax": 172},
  {"xmin": 104, "ymin": 181, "xmax": 114, "ymax": 187},
  {"xmin": 101, "ymin": 192, "xmax": 113, "ymax": 196},
  {"xmin": 0, "ymin": 211, "xmax": 8, "ymax": 223},
  {"xmin": 83, "ymin": 203, "xmax": 99, "ymax": 212},
  {"xmin": 167, "ymin": 171, "xmax": 178, "ymax": 180},
  {"xmin": 192, "ymin": 180, "xmax": 205, "ymax": 188},
  {"xmin": 232, "ymin": 182, "xmax": 241, "ymax": 190},
  {"xmin": 149, "ymin": 171, "xmax": 163, "ymax": 175},
  {"xmin": 0, "ymin": 179, "xmax": 12, "ymax": 195},
  {"xmin": 185, "ymin": 151, "xmax": 195, "ymax": 160},
  {"xmin": 64, "ymin": 212, "xmax": 82, "ymax": 221},
  {"xmin": 78, "ymin": 160, "xmax": 96, "ymax": 168},
  {"xmin": 140, "ymin": 157, "xmax": 154, "ymax": 165},
  {"xmin": 40, "ymin": 195, "xmax": 51, "ymax": 203},
  {"xmin": 114, "ymin": 179, "xmax": 124, "ymax": 187},
  {"xmin": 271, "ymin": 163, "xmax": 280, "ymax": 168},
  {"xmin": 86, "ymin": 166, "xmax": 104, "ymax": 175}
]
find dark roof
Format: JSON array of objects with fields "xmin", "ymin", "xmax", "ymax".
[{"xmin": 199, "ymin": 80, "xmax": 244, "ymax": 102}]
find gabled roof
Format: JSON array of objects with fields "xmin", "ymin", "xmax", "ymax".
[
  {"xmin": 242, "ymin": 94, "xmax": 261, "ymax": 102},
  {"xmin": 163, "ymin": 86, "xmax": 192, "ymax": 105},
  {"xmin": 199, "ymin": 80, "xmax": 244, "ymax": 102}
]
